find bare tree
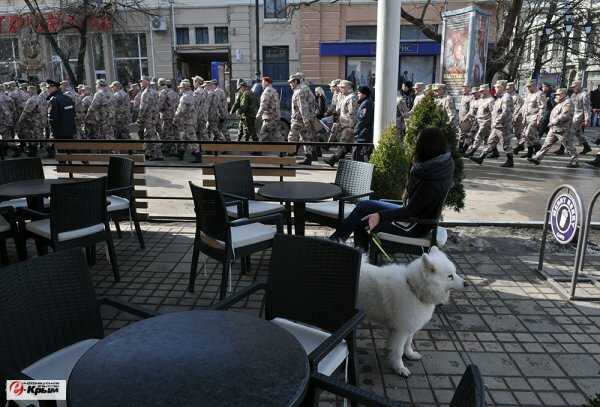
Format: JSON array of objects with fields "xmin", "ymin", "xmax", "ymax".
[{"xmin": 14, "ymin": 0, "xmax": 167, "ymax": 86}]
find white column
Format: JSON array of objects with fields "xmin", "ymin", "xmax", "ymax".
[{"xmin": 373, "ymin": 0, "xmax": 401, "ymax": 145}]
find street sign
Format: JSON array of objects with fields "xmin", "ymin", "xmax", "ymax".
[{"xmin": 550, "ymin": 193, "xmax": 578, "ymax": 244}]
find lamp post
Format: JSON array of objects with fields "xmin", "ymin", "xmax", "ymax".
[{"xmin": 255, "ymin": 0, "xmax": 261, "ymax": 83}]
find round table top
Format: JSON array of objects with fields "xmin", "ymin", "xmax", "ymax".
[
  {"xmin": 68, "ymin": 311, "xmax": 310, "ymax": 407},
  {"xmin": 259, "ymin": 181, "xmax": 342, "ymax": 202},
  {"xmin": 0, "ymin": 178, "xmax": 74, "ymax": 198}
]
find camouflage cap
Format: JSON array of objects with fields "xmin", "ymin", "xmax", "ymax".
[
  {"xmin": 96, "ymin": 78, "xmax": 107, "ymax": 86},
  {"xmin": 329, "ymin": 79, "xmax": 340, "ymax": 87},
  {"xmin": 166, "ymin": 79, "xmax": 172, "ymax": 85},
  {"xmin": 110, "ymin": 81, "xmax": 122, "ymax": 88},
  {"xmin": 479, "ymin": 84, "xmax": 490, "ymax": 91},
  {"xmin": 431, "ymin": 83, "xmax": 446, "ymax": 90},
  {"xmin": 157, "ymin": 78, "xmax": 167, "ymax": 86},
  {"xmin": 236, "ymin": 78, "xmax": 247, "ymax": 89},
  {"xmin": 178, "ymin": 81, "xmax": 191, "ymax": 90},
  {"xmin": 139, "ymin": 75, "xmax": 151, "ymax": 82},
  {"xmin": 27, "ymin": 85, "xmax": 36, "ymax": 92},
  {"xmin": 5, "ymin": 81, "xmax": 16, "ymax": 88},
  {"xmin": 463, "ymin": 82, "xmax": 471, "ymax": 87},
  {"xmin": 19, "ymin": 83, "xmax": 28, "ymax": 90},
  {"xmin": 76, "ymin": 84, "xmax": 85, "ymax": 90},
  {"xmin": 192, "ymin": 75, "xmax": 204, "ymax": 83},
  {"xmin": 288, "ymin": 74, "xmax": 302, "ymax": 83},
  {"xmin": 295, "ymin": 71, "xmax": 305, "ymax": 79},
  {"xmin": 472, "ymin": 87, "xmax": 481, "ymax": 93},
  {"xmin": 570, "ymin": 80, "xmax": 582, "ymax": 87},
  {"xmin": 59, "ymin": 80, "xmax": 70, "ymax": 87},
  {"xmin": 525, "ymin": 79, "xmax": 537, "ymax": 87},
  {"xmin": 338, "ymin": 80, "xmax": 353, "ymax": 88},
  {"xmin": 507, "ymin": 82, "xmax": 515, "ymax": 88},
  {"xmin": 425, "ymin": 84, "xmax": 432, "ymax": 90},
  {"xmin": 494, "ymin": 79, "xmax": 508, "ymax": 88},
  {"xmin": 414, "ymin": 82, "xmax": 424, "ymax": 89},
  {"xmin": 555, "ymin": 88, "xmax": 568, "ymax": 95},
  {"xmin": 39, "ymin": 82, "xmax": 47, "ymax": 88}
]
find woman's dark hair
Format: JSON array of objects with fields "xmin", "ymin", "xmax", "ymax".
[{"xmin": 413, "ymin": 127, "xmax": 448, "ymax": 163}]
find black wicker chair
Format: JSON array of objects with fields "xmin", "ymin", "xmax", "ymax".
[
  {"xmin": 0, "ymin": 206, "xmax": 21, "ymax": 264},
  {"xmin": 188, "ymin": 181, "xmax": 283, "ymax": 298},
  {"xmin": 213, "ymin": 159, "xmax": 287, "ymax": 219},
  {"xmin": 0, "ymin": 249, "xmax": 158, "ymax": 407},
  {"xmin": 0, "ymin": 157, "xmax": 45, "ymax": 211},
  {"xmin": 212, "ymin": 234, "xmax": 365, "ymax": 405},
  {"xmin": 305, "ymin": 159, "xmax": 374, "ymax": 229},
  {"xmin": 369, "ymin": 189, "xmax": 450, "ymax": 264},
  {"xmin": 106, "ymin": 156, "xmax": 145, "ymax": 250},
  {"xmin": 20, "ymin": 177, "xmax": 121, "ymax": 281}
]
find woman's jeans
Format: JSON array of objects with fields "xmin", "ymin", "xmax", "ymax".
[{"xmin": 330, "ymin": 200, "xmax": 425, "ymax": 250}]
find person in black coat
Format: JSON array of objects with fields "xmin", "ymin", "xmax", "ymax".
[
  {"xmin": 353, "ymin": 85, "xmax": 374, "ymax": 162},
  {"xmin": 330, "ymin": 127, "xmax": 454, "ymax": 251},
  {"xmin": 46, "ymin": 79, "xmax": 77, "ymax": 139}
]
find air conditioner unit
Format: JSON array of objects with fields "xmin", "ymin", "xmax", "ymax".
[{"xmin": 150, "ymin": 16, "xmax": 168, "ymax": 31}]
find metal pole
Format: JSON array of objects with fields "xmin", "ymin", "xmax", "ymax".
[
  {"xmin": 373, "ymin": 0, "xmax": 402, "ymax": 145},
  {"xmin": 255, "ymin": 0, "xmax": 261, "ymax": 83},
  {"xmin": 560, "ymin": 31, "xmax": 569, "ymax": 87}
]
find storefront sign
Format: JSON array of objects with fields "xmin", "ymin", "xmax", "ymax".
[
  {"xmin": 550, "ymin": 193, "xmax": 578, "ymax": 244},
  {"xmin": 0, "ymin": 13, "xmax": 110, "ymax": 34},
  {"xmin": 319, "ymin": 41, "xmax": 441, "ymax": 57}
]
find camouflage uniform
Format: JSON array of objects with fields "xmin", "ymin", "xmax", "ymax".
[
  {"xmin": 158, "ymin": 82, "xmax": 179, "ymax": 154},
  {"xmin": 326, "ymin": 89, "xmax": 342, "ymax": 143},
  {"xmin": 63, "ymin": 86, "xmax": 83, "ymax": 139},
  {"xmin": 396, "ymin": 96, "xmax": 410, "ymax": 137},
  {"xmin": 458, "ymin": 90, "xmax": 473, "ymax": 145},
  {"xmin": 112, "ymin": 87, "xmax": 131, "ymax": 140},
  {"xmin": 206, "ymin": 85, "xmax": 226, "ymax": 141},
  {"xmin": 9, "ymin": 83, "xmax": 29, "ymax": 135},
  {"xmin": 335, "ymin": 90, "xmax": 358, "ymax": 154},
  {"xmin": 531, "ymin": 92, "xmax": 578, "ymax": 166},
  {"xmin": 510, "ymin": 90, "xmax": 524, "ymax": 141},
  {"xmin": 174, "ymin": 86, "xmax": 199, "ymax": 155},
  {"xmin": 570, "ymin": 88, "xmax": 591, "ymax": 146},
  {"xmin": 288, "ymin": 77, "xmax": 315, "ymax": 157},
  {"xmin": 131, "ymin": 86, "xmax": 143, "ymax": 140},
  {"xmin": 193, "ymin": 82, "xmax": 209, "ymax": 141},
  {"xmin": 81, "ymin": 88, "xmax": 94, "ymax": 139},
  {"xmin": 213, "ymin": 85, "xmax": 230, "ymax": 140},
  {"xmin": 230, "ymin": 88, "xmax": 245, "ymax": 141},
  {"xmin": 138, "ymin": 81, "xmax": 162, "ymax": 159},
  {"xmin": 257, "ymin": 84, "xmax": 283, "ymax": 141},
  {"xmin": 238, "ymin": 88, "xmax": 259, "ymax": 141},
  {"xmin": 434, "ymin": 91, "xmax": 459, "ymax": 129},
  {"xmin": 470, "ymin": 92, "xmax": 495, "ymax": 152},
  {"xmin": 85, "ymin": 83, "xmax": 115, "ymax": 140},
  {"xmin": 0, "ymin": 87, "xmax": 16, "ymax": 146},
  {"xmin": 463, "ymin": 89, "xmax": 480, "ymax": 147},
  {"xmin": 481, "ymin": 87, "xmax": 514, "ymax": 156},
  {"xmin": 17, "ymin": 90, "xmax": 46, "ymax": 152},
  {"xmin": 518, "ymin": 88, "xmax": 546, "ymax": 148}
]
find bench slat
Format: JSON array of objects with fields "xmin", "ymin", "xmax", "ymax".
[
  {"xmin": 54, "ymin": 142, "xmax": 144, "ymax": 150},
  {"xmin": 202, "ymin": 168, "xmax": 296, "ymax": 177},
  {"xmin": 201, "ymin": 143, "xmax": 296, "ymax": 153},
  {"xmin": 201, "ymin": 156, "xmax": 296, "ymax": 165},
  {"xmin": 55, "ymin": 153, "xmax": 145, "ymax": 162},
  {"xmin": 56, "ymin": 165, "xmax": 146, "ymax": 174}
]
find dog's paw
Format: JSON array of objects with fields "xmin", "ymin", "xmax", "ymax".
[
  {"xmin": 405, "ymin": 350, "xmax": 422, "ymax": 361},
  {"xmin": 392, "ymin": 365, "xmax": 411, "ymax": 377}
]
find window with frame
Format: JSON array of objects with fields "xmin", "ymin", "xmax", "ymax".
[
  {"xmin": 195, "ymin": 27, "xmax": 209, "ymax": 44},
  {"xmin": 264, "ymin": 0, "xmax": 286, "ymax": 19},
  {"xmin": 113, "ymin": 33, "xmax": 148, "ymax": 86},
  {"xmin": 214, "ymin": 27, "xmax": 229, "ymax": 44},
  {"xmin": 0, "ymin": 38, "xmax": 19, "ymax": 82},
  {"xmin": 176, "ymin": 28, "xmax": 190, "ymax": 45},
  {"xmin": 51, "ymin": 35, "xmax": 83, "ymax": 81}
]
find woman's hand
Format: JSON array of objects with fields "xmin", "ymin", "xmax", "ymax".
[{"xmin": 361, "ymin": 213, "xmax": 381, "ymax": 230}]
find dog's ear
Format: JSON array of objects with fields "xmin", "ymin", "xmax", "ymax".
[{"xmin": 421, "ymin": 252, "xmax": 435, "ymax": 273}]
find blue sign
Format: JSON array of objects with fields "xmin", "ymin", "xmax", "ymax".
[
  {"xmin": 550, "ymin": 193, "xmax": 578, "ymax": 244},
  {"xmin": 320, "ymin": 41, "xmax": 441, "ymax": 57}
]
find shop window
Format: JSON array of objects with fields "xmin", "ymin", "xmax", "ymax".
[
  {"xmin": 0, "ymin": 38, "xmax": 19, "ymax": 82},
  {"xmin": 265, "ymin": 0, "xmax": 286, "ymax": 19},
  {"xmin": 51, "ymin": 35, "xmax": 83, "ymax": 81},
  {"xmin": 176, "ymin": 28, "xmax": 190, "ymax": 45},
  {"xmin": 195, "ymin": 27, "xmax": 209, "ymax": 44},
  {"xmin": 346, "ymin": 26, "xmax": 377, "ymax": 41},
  {"xmin": 214, "ymin": 27, "xmax": 229, "ymax": 44},
  {"xmin": 113, "ymin": 33, "xmax": 148, "ymax": 86}
]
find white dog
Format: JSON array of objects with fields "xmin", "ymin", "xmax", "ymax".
[{"xmin": 358, "ymin": 246, "xmax": 467, "ymax": 377}]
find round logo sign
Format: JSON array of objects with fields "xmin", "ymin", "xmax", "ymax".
[{"xmin": 550, "ymin": 193, "xmax": 578, "ymax": 244}]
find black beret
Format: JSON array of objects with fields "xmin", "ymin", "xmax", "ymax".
[
  {"xmin": 357, "ymin": 85, "xmax": 371, "ymax": 96},
  {"xmin": 46, "ymin": 79, "xmax": 60, "ymax": 87}
]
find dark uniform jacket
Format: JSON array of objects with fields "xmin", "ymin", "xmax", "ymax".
[
  {"xmin": 48, "ymin": 90, "xmax": 77, "ymax": 139},
  {"xmin": 354, "ymin": 96, "xmax": 374, "ymax": 142}
]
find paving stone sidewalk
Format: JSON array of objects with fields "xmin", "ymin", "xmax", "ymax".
[{"xmin": 4, "ymin": 222, "xmax": 600, "ymax": 406}]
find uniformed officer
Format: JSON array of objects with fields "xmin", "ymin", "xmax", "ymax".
[
  {"xmin": 352, "ymin": 84, "xmax": 374, "ymax": 162},
  {"xmin": 174, "ymin": 81, "xmax": 201, "ymax": 162},
  {"xmin": 514, "ymin": 79, "xmax": 545, "ymax": 158},
  {"xmin": 0, "ymin": 83, "xmax": 17, "ymax": 156},
  {"xmin": 16, "ymin": 86, "xmax": 46, "ymax": 156},
  {"xmin": 570, "ymin": 80, "xmax": 592, "ymax": 154},
  {"xmin": 410, "ymin": 82, "xmax": 426, "ymax": 111},
  {"xmin": 324, "ymin": 79, "xmax": 341, "ymax": 144},
  {"xmin": 60, "ymin": 80, "xmax": 83, "ymax": 138},
  {"xmin": 470, "ymin": 79, "xmax": 515, "ymax": 167},
  {"xmin": 79, "ymin": 85, "xmax": 94, "ymax": 139},
  {"xmin": 458, "ymin": 82, "xmax": 473, "ymax": 149},
  {"xmin": 213, "ymin": 80, "xmax": 230, "ymax": 140},
  {"xmin": 464, "ymin": 84, "xmax": 495, "ymax": 157},
  {"xmin": 396, "ymin": 92, "xmax": 410, "ymax": 139},
  {"xmin": 256, "ymin": 76, "xmax": 283, "ymax": 142},
  {"xmin": 205, "ymin": 80, "xmax": 226, "ymax": 141},
  {"xmin": 111, "ymin": 81, "xmax": 132, "ymax": 140},
  {"xmin": 157, "ymin": 77, "xmax": 179, "ymax": 154},
  {"xmin": 192, "ymin": 76, "xmax": 209, "ymax": 141},
  {"xmin": 85, "ymin": 78, "xmax": 115, "ymax": 140},
  {"xmin": 527, "ymin": 88, "xmax": 579, "ymax": 168},
  {"xmin": 460, "ymin": 87, "xmax": 481, "ymax": 154},
  {"xmin": 287, "ymin": 74, "xmax": 315, "ymax": 165},
  {"xmin": 507, "ymin": 82, "xmax": 525, "ymax": 155},
  {"xmin": 229, "ymin": 78, "xmax": 246, "ymax": 141},
  {"xmin": 433, "ymin": 83, "xmax": 459, "ymax": 129},
  {"xmin": 324, "ymin": 79, "xmax": 357, "ymax": 167},
  {"xmin": 138, "ymin": 76, "xmax": 162, "ymax": 160}
]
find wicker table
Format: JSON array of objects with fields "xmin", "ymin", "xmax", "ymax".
[
  {"xmin": 258, "ymin": 181, "xmax": 341, "ymax": 235},
  {"xmin": 67, "ymin": 310, "xmax": 309, "ymax": 407},
  {"xmin": 0, "ymin": 178, "xmax": 74, "ymax": 210}
]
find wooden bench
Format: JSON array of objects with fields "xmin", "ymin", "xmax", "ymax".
[
  {"xmin": 201, "ymin": 142, "xmax": 298, "ymax": 188},
  {"xmin": 53, "ymin": 141, "xmax": 148, "ymax": 219}
]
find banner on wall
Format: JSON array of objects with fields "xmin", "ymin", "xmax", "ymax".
[{"xmin": 441, "ymin": 6, "xmax": 491, "ymax": 98}]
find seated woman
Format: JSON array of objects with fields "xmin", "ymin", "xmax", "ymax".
[{"xmin": 329, "ymin": 127, "xmax": 454, "ymax": 251}]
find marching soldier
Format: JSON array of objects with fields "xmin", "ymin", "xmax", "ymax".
[
  {"xmin": 464, "ymin": 84, "xmax": 495, "ymax": 157},
  {"xmin": 287, "ymin": 74, "xmax": 315, "ymax": 165},
  {"xmin": 174, "ymin": 81, "xmax": 201, "ymax": 163},
  {"xmin": 410, "ymin": 82, "xmax": 426, "ymax": 111},
  {"xmin": 256, "ymin": 76, "xmax": 283, "ymax": 142},
  {"xmin": 130, "ymin": 83, "xmax": 144, "ymax": 140},
  {"xmin": 229, "ymin": 78, "xmax": 246, "ymax": 141},
  {"xmin": 79, "ymin": 85, "xmax": 94, "ymax": 139},
  {"xmin": 192, "ymin": 76, "xmax": 209, "ymax": 142},
  {"xmin": 507, "ymin": 82, "xmax": 525, "ymax": 154},
  {"xmin": 527, "ymin": 88, "xmax": 579, "ymax": 168},
  {"xmin": 458, "ymin": 83, "xmax": 473, "ymax": 149},
  {"xmin": 237, "ymin": 80, "xmax": 259, "ymax": 142},
  {"xmin": 470, "ymin": 80, "xmax": 515, "ymax": 167},
  {"xmin": 85, "ymin": 79, "xmax": 115, "ymax": 140},
  {"xmin": 325, "ymin": 79, "xmax": 357, "ymax": 167},
  {"xmin": 514, "ymin": 80, "xmax": 545, "ymax": 158},
  {"xmin": 212, "ymin": 80, "xmax": 230, "ymax": 140},
  {"xmin": 110, "ymin": 81, "xmax": 131, "ymax": 140},
  {"xmin": 138, "ymin": 76, "xmax": 162, "ymax": 161},
  {"xmin": 324, "ymin": 79, "xmax": 341, "ymax": 144},
  {"xmin": 7, "ymin": 81, "xmax": 28, "ymax": 155},
  {"xmin": 396, "ymin": 93, "xmax": 409, "ymax": 138},
  {"xmin": 157, "ymin": 77, "xmax": 179, "ymax": 154},
  {"xmin": 0, "ymin": 83, "xmax": 17, "ymax": 156},
  {"xmin": 16, "ymin": 85, "xmax": 47, "ymax": 157},
  {"xmin": 39, "ymin": 82, "xmax": 49, "ymax": 100},
  {"xmin": 570, "ymin": 80, "xmax": 592, "ymax": 155},
  {"xmin": 205, "ymin": 80, "xmax": 226, "ymax": 141},
  {"xmin": 60, "ymin": 81, "xmax": 83, "ymax": 138},
  {"xmin": 460, "ymin": 87, "xmax": 481, "ymax": 154},
  {"xmin": 433, "ymin": 83, "xmax": 459, "ymax": 129}
]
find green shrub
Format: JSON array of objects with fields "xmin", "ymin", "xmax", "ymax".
[
  {"xmin": 369, "ymin": 124, "xmax": 411, "ymax": 200},
  {"xmin": 404, "ymin": 92, "xmax": 465, "ymax": 212}
]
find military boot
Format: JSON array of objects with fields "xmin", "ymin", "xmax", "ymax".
[
  {"xmin": 489, "ymin": 147, "xmax": 500, "ymax": 158},
  {"xmin": 462, "ymin": 147, "xmax": 477, "ymax": 158},
  {"xmin": 469, "ymin": 153, "xmax": 488, "ymax": 165},
  {"xmin": 298, "ymin": 154, "xmax": 313, "ymax": 165},
  {"xmin": 324, "ymin": 149, "xmax": 345, "ymax": 167},
  {"xmin": 500, "ymin": 153, "xmax": 514, "ymax": 168},
  {"xmin": 459, "ymin": 144, "xmax": 469, "ymax": 155},
  {"xmin": 586, "ymin": 154, "xmax": 600, "ymax": 167},
  {"xmin": 513, "ymin": 143, "xmax": 525, "ymax": 154},
  {"xmin": 520, "ymin": 147, "xmax": 533, "ymax": 158},
  {"xmin": 533, "ymin": 143, "xmax": 541, "ymax": 154},
  {"xmin": 580, "ymin": 142, "xmax": 592, "ymax": 154},
  {"xmin": 552, "ymin": 145, "xmax": 565, "ymax": 155}
]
